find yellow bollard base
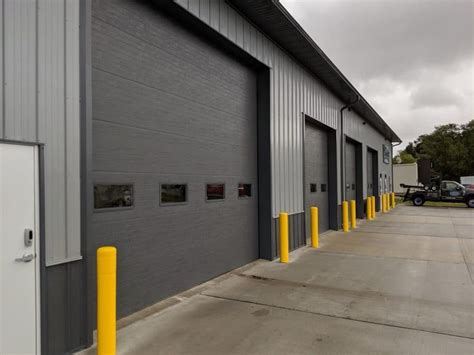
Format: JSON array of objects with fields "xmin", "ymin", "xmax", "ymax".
[{"xmin": 279, "ymin": 212, "xmax": 289, "ymax": 263}]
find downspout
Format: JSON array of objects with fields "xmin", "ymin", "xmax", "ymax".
[{"xmin": 340, "ymin": 95, "xmax": 360, "ymax": 203}]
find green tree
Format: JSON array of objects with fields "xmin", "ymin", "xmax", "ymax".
[
  {"xmin": 404, "ymin": 142, "xmax": 418, "ymax": 159},
  {"xmin": 415, "ymin": 122, "xmax": 472, "ymax": 180},
  {"xmin": 461, "ymin": 120, "xmax": 474, "ymax": 175},
  {"xmin": 393, "ymin": 151, "xmax": 417, "ymax": 164}
]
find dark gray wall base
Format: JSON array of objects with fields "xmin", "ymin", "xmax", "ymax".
[
  {"xmin": 336, "ymin": 204, "xmax": 342, "ymax": 229},
  {"xmin": 271, "ymin": 212, "xmax": 306, "ymax": 259},
  {"xmin": 42, "ymin": 262, "xmax": 88, "ymax": 355}
]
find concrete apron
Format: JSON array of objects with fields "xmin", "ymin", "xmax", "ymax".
[{"xmin": 77, "ymin": 205, "xmax": 474, "ymax": 354}]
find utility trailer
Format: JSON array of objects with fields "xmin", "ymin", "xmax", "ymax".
[{"xmin": 401, "ymin": 180, "xmax": 474, "ymax": 208}]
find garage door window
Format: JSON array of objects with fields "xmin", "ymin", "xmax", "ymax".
[
  {"xmin": 310, "ymin": 183, "xmax": 317, "ymax": 193},
  {"xmin": 238, "ymin": 183, "xmax": 252, "ymax": 198},
  {"xmin": 206, "ymin": 184, "xmax": 225, "ymax": 201},
  {"xmin": 94, "ymin": 184, "xmax": 133, "ymax": 210},
  {"xmin": 161, "ymin": 184, "xmax": 187, "ymax": 205}
]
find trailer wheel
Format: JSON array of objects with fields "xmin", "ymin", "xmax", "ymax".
[
  {"xmin": 466, "ymin": 197, "xmax": 474, "ymax": 208},
  {"xmin": 412, "ymin": 195, "xmax": 425, "ymax": 206}
]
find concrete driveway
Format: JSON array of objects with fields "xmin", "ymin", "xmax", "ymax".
[{"xmin": 79, "ymin": 205, "xmax": 474, "ymax": 354}]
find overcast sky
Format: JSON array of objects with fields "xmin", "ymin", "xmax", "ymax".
[{"xmin": 280, "ymin": 0, "xmax": 473, "ymax": 151}]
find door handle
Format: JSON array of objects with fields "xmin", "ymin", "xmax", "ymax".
[{"xmin": 15, "ymin": 253, "xmax": 35, "ymax": 263}]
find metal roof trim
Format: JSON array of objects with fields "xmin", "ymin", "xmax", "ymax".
[{"xmin": 227, "ymin": 0, "xmax": 402, "ymax": 143}]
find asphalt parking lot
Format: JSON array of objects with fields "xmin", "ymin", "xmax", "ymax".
[{"xmin": 78, "ymin": 205, "xmax": 474, "ymax": 355}]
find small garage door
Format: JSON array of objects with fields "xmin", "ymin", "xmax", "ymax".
[
  {"xmin": 91, "ymin": 4, "xmax": 258, "ymax": 316},
  {"xmin": 345, "ymin": 140, "xmax": 357, "ymax": 202},
  {"xmin": 304, "ymin": 123, "xmax": 329, "ymax": 235},
  {"xmin": 367, "ymin": 149, "xmax": 375, "ymax": 197}
]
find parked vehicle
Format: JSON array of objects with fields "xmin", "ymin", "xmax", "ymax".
[{"xmin": 401, "ymin": 180, "xmax": 474, "ymax": 208}]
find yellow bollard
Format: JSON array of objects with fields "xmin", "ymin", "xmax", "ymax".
[
  {"xmin": 387, "ymin": 193, "xmax": 391, "ymax": 210},
  {"xmin": 392, "ymin": 192, "xmax": 396, "ymax": 207},
  {"xmin": 342, "ymin": 201, "xmax": 349, "ymax": 232},
  {"xmin": 350, "ymin": 200, "xmax": 357, "ymax": 229},
  {"xmin": 367, "ymin": 197, "xmax": 372, "ymax": 220},
  {"xmin": 97, "ymin": 246, "xmax": 117, "ymax": 355},
  {"xmin": 311, "ymin": 207, "xmax": 319, "ymax": 248},
  {"xmin": 382, "ymin": 194, "xmax": 387, "ymax": 213},
  {"xmin": 372, "ymin": 196, "xmax": 376, "ymax": 218},
  {"xmin": 279, "ymin": 212, "xmax": 289, "ymax": 263}
]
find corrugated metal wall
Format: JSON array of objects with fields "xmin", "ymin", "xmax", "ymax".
[
  {"xmin": 344, "ymin": 109, "xmax": 393, "ymax": 197},
  {"xmin": 175, "ymin": 0, "xmax": 392, "ymax": 217},
  {"xmin": 0, "ymin": 0, "xmax": 81, "ymax": 266},
  {"xmin": 175, "ymin": 0, "xmax": 341, "ymax": 217}
]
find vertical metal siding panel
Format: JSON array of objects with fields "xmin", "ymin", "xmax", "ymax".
[
  {"xmin": 255, "ymin": 30, "xmax": 261, "ymax": 62},
  {"xmin": 249, "ymin": 26, "xmax": 256, "ymax": 58},
  {"xmin": 297, "ymin": 69, "xmax": 302, "ymax": 211},
  {"xmin": 175, "ymin": 0, "xmax": 189, "ymax": 9},
  {"xmin": 277, "ymin": 53, "xmax": 283, "ymax": 215},
  {"xmin": 38, "ymin": 0, "xmax": 67, "ymax": 265},
  {"xmin": 65, "ymin": 0, "xmax": 81, "ymax": 260},
  {"xmin": 235, "ymin": 13, "xmax": 243, "ymax": 48},
  {"xmin": 289, "ymin": 62, "xmax": 294, "ymax": 213},
  {"xmin": 270, "ymin": 56, "xmax": 277, "ymax": 216},
  {"xmin": 209, "ymin": 0, "xmax": 219, "ymax": 30},
  {"xmin": 295, "ymin": 66, "xmax": 300, "ymax": 213},
  {"xmin": 227, "ymin": 6, "xmax": 236, "ymax": 43},
  {"xmin": 294, "ymin": 65, "xmax": 301, "ymax": 213},
  {"xmin": 242, "ymin": 18, "xmax": 248, "ymax": 53},
  {"xmin": 4, "ymin": 0, "xmax": 36, "ymax": 141},
  {"xmin": 199, "ymin": 0, "xmax": 210, "ymax": 24},
  {"xmin": 304, "ymin": 76, "xmax": 311, "ymax": 115},
  {"xmin": 315, "ymin": 82, "xmax": 320, "ymax": 120},
  {"xmin": 284, "ymin": 58, "xmax": 289, "ymax": 214},
  {"xmin": 0, "ymin": 0, "xmax": 3, "ymax": 139},
  {"xmin": 258, "ymin": 32, "xmax": 264, "ymax": 63},
  {"xmin": 188, "ymin": 0, "xmax": 199, "ymax": 16},
  {"xmin": 290, "ymin": 61, "xmax": 298, "ymax": 211},
  {"xmin": 278, "ymin": 54, "xmax": 284, "ymax": 216},
  {"xmin": 218, "ymin": 1, "xmax": 227, "ymax": 37}
]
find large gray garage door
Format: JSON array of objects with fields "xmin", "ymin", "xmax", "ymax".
[
  {"xmin": 367, "ymin": 150, "xmax": 375, "ymax": 197},
  {"xmin": 345, "ymin": 140, "xmax": 357, "ymax": 202},
  {"xmin": 91, "ymin": 2, "xmax": 258, "ymax": 317},
  {"xmin": 304, "ymin": 123, "xmax": 329, "ymax": 235}
]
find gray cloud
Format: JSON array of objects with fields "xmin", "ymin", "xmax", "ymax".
[
  {"xmin": 410, "ymin": 84, "xmax": 463, "ymax": 109},
  {"xmin": 281, "ymin": 0, "xmax": 473, "ymax": 149}
]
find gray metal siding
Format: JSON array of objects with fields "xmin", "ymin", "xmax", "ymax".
[
  {"xmin": 344, "ymin": 109, "xmax": 393, "ymax": 198},
  {"xmin": 0, "ymin": 0, "xmax": 81, "ymax": 265},
  {"xmin": 174, "ymin": 0, "xmax": 392, "ymax": 219},
  {"xmin": 90, "ymin": 0, "xmax": 259, "ymax": 317}
]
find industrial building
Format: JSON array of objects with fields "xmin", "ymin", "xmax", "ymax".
[{"xmin": 0, "ymin": 1, "xmax": 400, "ymax": 354}]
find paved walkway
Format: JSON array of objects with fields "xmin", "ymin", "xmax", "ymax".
[{"xmin": 79, "ymin": 205, "xmax": 474, "ymax": 354}]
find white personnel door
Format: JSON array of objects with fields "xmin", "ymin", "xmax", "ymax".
[{"xmin": 0, "ymin": 143, "xmax": 40, "ymax": 355}]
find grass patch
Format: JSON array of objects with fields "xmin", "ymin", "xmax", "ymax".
[{"xmin": 395, "ymin": 196, "xmax": 466, "ymax": 208}]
